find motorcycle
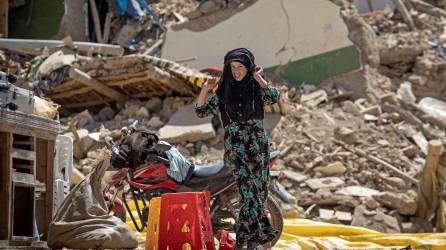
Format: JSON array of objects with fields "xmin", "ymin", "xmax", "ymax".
[{"xmin": 103, "ymin": 121, "xmax": 288, "ymax": 246}]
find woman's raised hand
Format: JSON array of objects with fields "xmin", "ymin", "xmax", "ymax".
[{"xmin": 202, "ymin": 77, "xmax": 219, "ymax": 93}]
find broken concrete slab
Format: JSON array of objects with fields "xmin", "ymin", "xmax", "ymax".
[
  {"xmin": 305, "ymin": 177, "xmax": 345, "ymax": 191},
  {"xmin": 373, "ymin": 191, "xmax": 417, "ymax": 215},
  {"xmin": 336, "ymin": 185, "xmax": 379, "ymax": 198},
  {"xmin": 283, "ymin": 170, "xmax": 308, "ymax": 183},
  {"xmin": 319, "ymin": 209, "xmax": 352, "ymax": 222},
  {"xmin": 411, "ymin": 131, "xmax": 428, "ymax": 155},
  {"xmin": 352, "ymin": 205, "xmax": 402, "ymax": 233},
  {"xmin": 360, "ymin": 105, "xmax": 382, "ymax": 117},
  {"xmin": 301, "ymin": 90, "xmax": 328, "ymax": 107},
  {"xmin": 162, "ymin": 0, "xmax": 358, "ymax": 86},
  {"xmin": 158, "ymin": 104, "xmax": 216, "ymax": 143}
]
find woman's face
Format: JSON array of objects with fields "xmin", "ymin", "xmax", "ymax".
[{"xmin": 230, "ymin": 61, "xmax": 248, "ymax": 81}]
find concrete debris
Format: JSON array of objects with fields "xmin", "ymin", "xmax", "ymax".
[
  {"xmin": 334, "ymin": 127, "xmax": 357, "ymax": 144},
  {"xmin": 319, "ymin": 208, "xmax": 352, "ymax": 222},
  {"xmin": 397, "ymin": 82, "xmax": 417, "ymax": 105},
  {"xmin": 336, "ymin": 186, "xmax": 379, "ymax": 198},
  {"xmin": 3, "ymin": 0, "xmax": 446, "ymax": 236},
  {"xmin": 158, "ymin": 104, "xmax": 216, "ymax": 143},
  {"xmin": 373, "ymin": 191, "xmax": 418, "ymax": 215},
  {"xmin": 352, "ymin": 205, "xmax": 401, "ymax": 233},
  {"xmin": 360, "ymin": 105, "xmax": 382, "ymax": 117},
  {"xmin": 305, "ymin": 177, "xmax": 345, "ymax": 191},
  {"xmin": 300, "ymin": 89, "xmax": 328, "ymax": 107},
  {"xmin": 316, "ymin": 161, "xmax": 347, "ymax": 175},
  {"xmin": 283, "ymin": 170, "xmax": 308, "ymax": 183}
]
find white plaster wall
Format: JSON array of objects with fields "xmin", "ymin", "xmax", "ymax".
[{"xmin": 162, "ymin": 0, "xmax": 354, "ymax": 69}]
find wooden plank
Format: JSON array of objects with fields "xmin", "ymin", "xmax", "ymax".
[
  {"xmin": 0, "ymin": 109, "xmax": 59, "ymax": 139},
  {"xmin": 392, "ymin": 0, "xmax": 415, "ymax": 30},
  {"xmin": 12, "ymin": 172, "xmax": 36, "ymax": 187},
  {"xmin": 0, "ymin": 0, "xmax": 8, "ymax": 37},
  {"xmin": 440, "ymin": 152, "xmax": 446, "ymax": 168},
  {"xmin": 12, "ymin": 141, "xmax": 34, "ymax": 146},
  {"xmin": 0, "ymin": 132, "xmax": 12, "ymax": 240},
  {"xmin": 64, "ymin": 98, "xmax": 113, "ymax": 109},
  {"xmin": 12, "ymin": 164, "xmax": 33, "ymax": 170},
  {"xmin": 44, "ymin": 140, "xmax": 54, "ymax": 240},
  {"xmin": 11, "ymin": 149, "xmax": 35, "ymax": 161},
  {"xmin": 68, "ymin": 68, "xmax": 127, "ymax": 103},
  {"xmin": 0, "ymin": 38, "xmax": 124, "ymax": 56},
  {"xmin": 417, "ymin": 140, "xmax": 443, "ymax": 219},
  {"xmin": 51, "ymin": 86, "xmax": 91, "ymax": 99},
  {"xmin": 88, "ymin": 0, "xmax": 104, "ymax": 42},
  {"xmin": 409, "ymin": 0, "xmax": 446, "ymax": 18}
]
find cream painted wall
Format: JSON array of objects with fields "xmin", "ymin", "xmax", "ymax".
[{"xmin": 162, "ymin": 0, "xmax": 354, "ymax": 69}]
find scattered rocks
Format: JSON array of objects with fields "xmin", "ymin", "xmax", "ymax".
[
  {"xmin": 97, "ymin": 106, "xmax": 116, "ymax": 121},
  {"xmin": 135, "ymin": 106, "xmax": 150, "ymax": 119},
  {"xmin": 352, "ymin": 205, "xmax": 401, "ymax": 233},
  {"xmin": 373, "ymin": 191, "xmax": 417, "ymax": 215},
  {"xmin": 316, "ymin": 161, "xmax": 347, "ymax": 175},
  {"xmin": 146, "ymin": 116, "xmax": 164, "ymax": 129},
  {"xmin": 305, "ymin": 177, "xmax": 345, "ymax": 191}
]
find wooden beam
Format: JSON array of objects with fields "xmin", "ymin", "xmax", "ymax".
[
  {"xmin": 12, "ymin": 172, "xmax": 36, "ymax": 187},
  {"xmin": 68, "ymin": 68, "xmax": 127, "ymax": 103},
  {"xmin": 0, "ymin": 0, "xmax": 8, "ymax": 37},
  {"xmin": 64, "ymin": 98, "xmax": 113, "ymax": 109},
  {"xmin": 392, "ymin": 0, "xmax": 416, "ymax": 30},
  {"xmin": 11, "ymin": 149, "xmax": 36, "ymax": 161},
  {"xmin": 0, "ymin": 132, "xmax": 12, "ymax": 240},
  {"xmin": 0, "ymin": 39, "xmax": 124, "ymax": 56},
  {"xmin": 51, "ymin": 86, "xmax": 91, "ymax": 99},
  {"xmin": 409, "ymin": 0, "xmax": 446, "ymax": 18},
  {"xmin": 366, "ymin": 0, "xmax": 374, "ymax": 12},
  {"xmin": 417, "ymin": 140, "xmax": 444, "ymax": 219},
  {"xmin": 88, "ymin": 0, "xmax": 103, "ymax": 43},
  {"xmin": 45, "ymin": 140, "xmax": 55, "ymax": 240}
]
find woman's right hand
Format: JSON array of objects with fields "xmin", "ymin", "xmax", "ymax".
[{"xmin": 202, "ymin": 77, "xmax": 219, "ymax": 93}]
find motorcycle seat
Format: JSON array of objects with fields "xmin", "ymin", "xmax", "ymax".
[{"xmin": 193, "ymin": 161, "xmax": 225, "ymax": 178}]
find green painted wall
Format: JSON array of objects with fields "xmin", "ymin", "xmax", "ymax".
[
  {"xmin": 9, "ymin": 0, "xmax": 64, "ymax": 39},
  {"xmin": 265, "ymin": 45, "xmax": 361, "ymax": 85}
]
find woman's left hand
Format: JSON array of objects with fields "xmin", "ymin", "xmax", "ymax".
[{"xmin": 253, "ymin": 65, "xmax": 267, "ymax": 87}]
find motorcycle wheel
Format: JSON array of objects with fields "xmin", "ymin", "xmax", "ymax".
[{"xmin": 211, "ymin": 195, "xmax": 283, "ymax": 247}]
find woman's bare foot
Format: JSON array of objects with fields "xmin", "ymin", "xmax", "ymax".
[{"xmin": 262, "ymin": 242, "xmax": 272, "ymax": 250}]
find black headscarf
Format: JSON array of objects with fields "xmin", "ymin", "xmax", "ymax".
[{"xmin": 217, "ymin": 48, "xmax": 264, "ymax": 126}]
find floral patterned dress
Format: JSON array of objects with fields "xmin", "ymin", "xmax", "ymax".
[{"xmin": 195, "ymin": 85, "xmax": 280, "ymax": 247}]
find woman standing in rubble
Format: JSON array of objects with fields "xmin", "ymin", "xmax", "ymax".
[{"xmin": 195, "ymin": 48, "xmax": 280, "ymax": 249}]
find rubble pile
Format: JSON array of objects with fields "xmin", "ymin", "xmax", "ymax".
[
  {"xmin": 0, "ymin": 49, "xmax": 33, "ymax": 87},
  {"xmin": 332, "ymin": 0, "xmax": 446, "ymax": 102},
  {"xmin": 2, "ymin": 0, "xmax": 446, "ymax": 238},
  {"xmin": 150, "ymin": 0, "xmax": 197, "ymax": 27}
]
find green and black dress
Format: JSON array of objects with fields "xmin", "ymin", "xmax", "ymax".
[{"xmin": 195, "ymin": 84, "xmax": 279, "ymax": 247}]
